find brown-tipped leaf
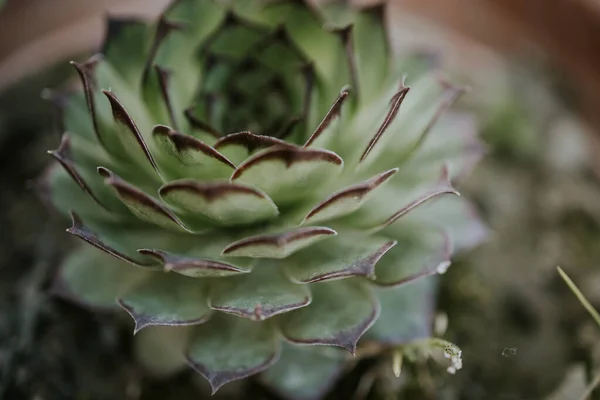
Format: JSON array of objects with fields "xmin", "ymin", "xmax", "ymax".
[
  {"xmin": 209, "ymin": 265, "xmax": 310, "ymax": 320},
  {"xmin": 98, "ymin": 167, "xmax": 192, "ymax": 232},
  {"xmin": 214, "ymin": 131, "xmax": 294, "ymax": 165},
  {"xmin": 303, "ymin": 168, "xmax": 398, "ymax": 224},
  {"xmin": 279, "ymin": 280, "xmax": 379, "ymax": 354},
  {"xmin": 159, "ymin": 179, "xmax": 278, "ymax": 226},
  {"xmin": 222, "ymin": 227, "xmax": 336, "ymax": 259},
  {"xmin": 187, "ymin": 315, "xmax": 280, "ymax": 393},
  {"xmin": 231, "ymin": 146, "xmax": 343, "ymax": 204},
  {"xmin": 285, "ymin": 236, "xmax": 396, "ymax": 284},
  {"xmin": 152, "ymin": 125, "xmax": 234, "ymax": 179},
  {"xmin": 118, "ymin": 273, "xmax": 212, "ymax": 333},
  {"xmin": 138, "ymin": 249, "xmax": 252, "ymax": 278}
]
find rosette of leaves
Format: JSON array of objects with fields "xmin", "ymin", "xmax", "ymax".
[{"xmin": 42, "ymin": 0, "xmax": 487, "ymax": 398}]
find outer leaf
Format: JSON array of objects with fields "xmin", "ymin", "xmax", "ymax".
[
  {"xmin": 98, "ymin": 167, "xmax": 194, "ymax": 232},
  {"xmin": 222, "ymin": 226, "xmax": 336, "ymax": 258},
  {"xmin": 260, "ymin": 344, "xmax": 345, "ymax": 400},
  {"xmin": 302, "ymin": 168, "xmax": 398, "ymax": 224},
  {"xmin": 134, "ymin": 326, "xmax": 194, "ymax": 377},
  {"xmin": 118, "ymin": 273, "xmax": 212, "ymax": 333},
  {"xmin": 365, "ymin": 277, "xmax": 436, "ymax": 345},
  {"xmin": 231, "ymin": 146, "xmax": 343, "ymax": 204},
  {"xmin": 187, "ymin": 315, "xmax": 280, "ymax": 393},
  {"xmin": 138, "ymin": 249, "xmax": 252, "ymax": 278},
  {"xmin": 159, "ymin": 179, "xmax": 278, "ymax": 226},
  {"xmin": 279, "ymin": 280, "xmax": 379, "ymax": 354},
  {"xmin": 285, "ymin": 235, "xmax": 396, "ymax": 283},
  {"xmin": 52, "ymin": 246, "xmax": 150, "ymax": 310},
  {"xmin": 102, "ymin": 90, "xmax": 162, "ymax": 177},
  {"xmin": 209, "ymin": 265, "xmax": 310, "ymax": 320},
  {"xmin": 373, "ymin": 229, "xmax": 452, "ymax": 287}
]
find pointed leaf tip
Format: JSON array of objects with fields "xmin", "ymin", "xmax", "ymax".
[
  {"xmin": 159, "ymin": 179, "xmax": 278, "ymax": 226},
  {"xmin": 117, "ymin": 274, "xmax": 212, "ymax": 334},
  {"xmin": 97, "ymin": 167, "xmax": 192, "ymax": 232},
  {"xmin": 66, "ymin": 211, "xmax": 154, "ymax": 267},
  {"xmin": 222, "ymin": 227, "xmax": 337, "ymax": 258},
  {"xmin": 280, "ymin": 281, "xmax": 380, "ymax": 354},
  {"xmin": 137, "ymin": 249, "xmax": 251, "ymax": 278},
  {"xmin": 48, "ymin": 134, "xmax": 105, "ymax": 209},
  {"xmin": 303, "ymin": 168, "xmax": 399, "ymax": 224},
  {"xmin": 209, "ymin": 266, "xmax": 311, "ymax": 320},
  {"xmin": 187, "ymin": 315, "xmax": 280, "ymax": 393}
]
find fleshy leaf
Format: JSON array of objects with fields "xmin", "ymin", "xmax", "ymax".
[
  {"xmin": 279, "ymin": 280, "xmax": 379, "ymax": 354},
  {"xmin": 222, "ymin": 226, "xmax": 336, "ymax": 258},
  {"xmin": 303, "ymin": 88, "xmax": 350, "ymax": 149},
  {"xmin": 98, "ymin": 167, "xmax": 194, "ymax": 232},
  {"xmin": 366, "ymin": 167, "xmax": 459, "ymax": 233},
  {"xmin": 302, "ymin": 168, "xmax": 398, "ymax": 224},
  {"xmin": 214, "ymin": 131, "xmax": 293, "ymax": 165},
  {"xmin": 52, "ymin": 246, "xmax": 150, "ymax": 310},
  {"xmin": 47, "ymin": 134, "xmax": 105, "ymax": 209},
  {"xmin": 152, "ymin": 125, "xmax": 234, "ymax": 180},
  {"xmin": 187, "ymin": 315, "xmax": 280, "ymax": 393},
  {"xmin": 210, "ymin": 265, "xmax": 310, "ymax": 320},
  {"xmin": 286, "ymin": 235, "xmax": 396, "ymax": 283},
  {"xmin": 373, "ymin": 229, "xmax": 452, "ymax": 287},
  {"xmin": 159, "ymin": 179, "xmax": 278, "ymax": 226},
  {"xmin": 138, "ymin": 249, "xmax": 252, "ymax": 278},
  {"xmin": 118, "ymin": 273, "xmax": 212, "ymax": 333},
  {"xmin": 231, "ymin": 146, "xmax": 343, "ymax": 204},
  {"xmin": 134, "ymin": 326, "xmax": 194, "ymax": 377},
  {"xmin": 102, "ymin": 90, "xmax": 162, "ymax": 177},
  {"xmin": 260, "ymin": 344, "xmax": 345, "ymax": 400},
  {"xmin": 66, "ymin": 212, "xmax": 157, "ymax": 267},
  {"xmin": 365, "ymin": 277, "xmax": 436, "ymax": 345}
]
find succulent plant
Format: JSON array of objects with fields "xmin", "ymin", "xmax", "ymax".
[{"xmin": 42, "ymin": 0, "xmax": 487, "ymax": 398}]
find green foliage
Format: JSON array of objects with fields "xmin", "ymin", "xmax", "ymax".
[{"xmin": 43, "ymin": 0, "xmax": 487, "ymax": 398}]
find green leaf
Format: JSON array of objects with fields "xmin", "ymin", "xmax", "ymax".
[
  {"xmin": 358, "ymin": 74, "xmax": 462, "ymax": 168},
  {"xmin": 260, "ymin": 343, "xmax": 345, "ymax": 400},
  {"xmin": 373, "ymin": 229, "xmax": 452, "ymax": 287},
  {"xmin": 98, "ymin": 167, "xmax": 195, "ymax": 232},
  {"xmin": 53, "ymin": 246, "xmax": 150, "ymax": 310},
  {"xmin": 138, "ymin": 248, "xmax": 252, "ymax": 278},
  {"xmin": 396, "ymin": 112, "xmax": 486, "ymax": 184},
  {"xmin": 214, "ymin": 131, "xmax": 293, "ymax": 166},
  {"xmin": 278, "ymin": 280, "xmax": 379, "ymax": 354},
  {"xmin": 102, "ymin": 18, "xmax": 150, "ymax": 85},
  {"xmin": 118, "ymin": 273, "xmax": 212, "ymax": 333},
  {"xmin": 159, "ymin": 179, "xmax": 278, "ymax": 226},
  {"xmin": 352, "ymin": 5, "xmax": 390, "ymax": 103},
  {"xmin": 134, "ymin": 326, "xmax": 194, "ymax": 377},
  {"xmin": 101, "ymin": 89, "xmax": 160, "ymax": 178},
  {"xmin": 151, "ymin": 125, "xmax": 234, "ymax": 180},
  {"xmin": 42, "ymin": 162, "xmax": 113, "ymax": 223},
  {"xmin": 351, "ymin": 167, "xmax": 459, "ymax": 233},
  {"xmin": 285, "ymin": 235, "xmax": 396, "ymax": 283},
  {"xmin": 222, "ymin": 226, "xmax": 336, "ymax": 259},
  {"xmin": 302, "ymin": 168, "xmax": 398, "ymax": 224},
  {"xmin": 187, "ymin": 315, "xmax": 280, "ymax": 393},
  {"xmin": 47, "ymin": 134, "xmax": 129, "ymax": 215},
  {"xmin": 399, "ymin": 194, "xmax": 489, "ymax": 253},
  {"xmin": 302, "ymin": 89, "xmax": 349, "ymax": 150},
  {"xmin": 65, "ymin": 212, "xmax": 196, "ymax": 267},
  {"xmin": 365, "ymin": 277, "xmax": 436, "ymax": 345},
  {"xmin": 231, "ymin": 146, "xmax": 343, "ymax": 205},
  {"xmin": 209, "ymin": 265, "xmax": 310, "ymax": 320}
]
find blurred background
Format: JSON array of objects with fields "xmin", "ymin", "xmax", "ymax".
[{"xmin": 1, "ymin": 0, "xmax": 600, "ymax": 399}]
